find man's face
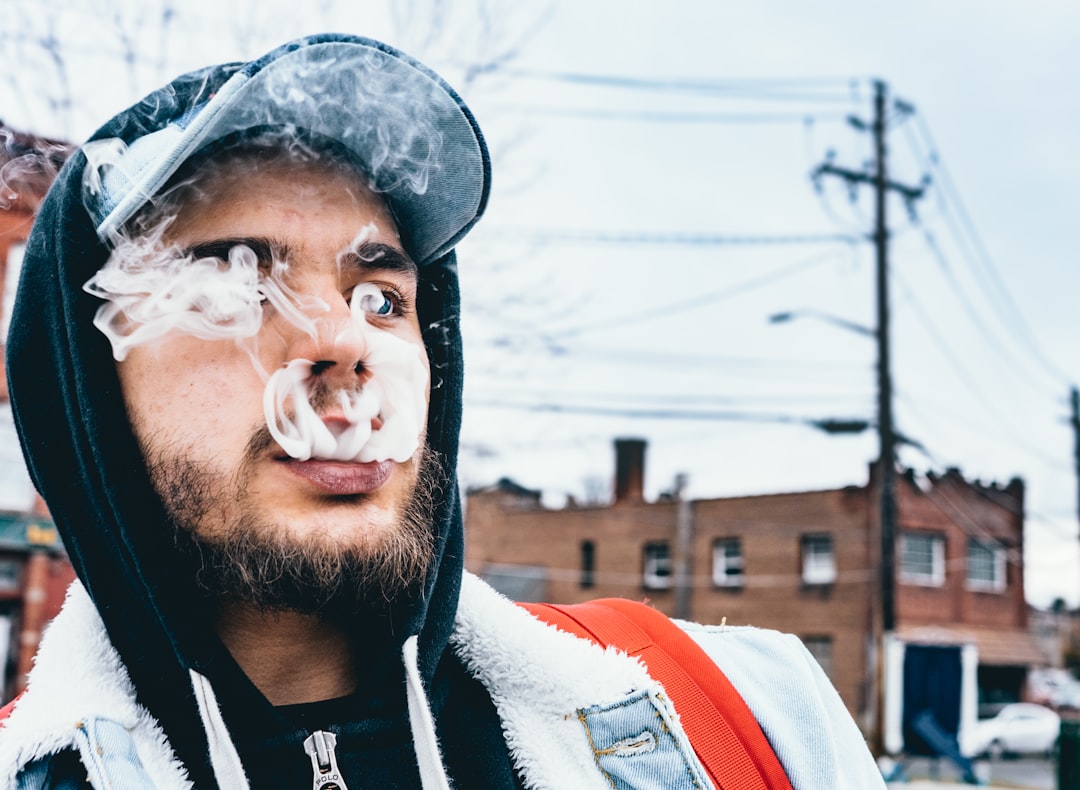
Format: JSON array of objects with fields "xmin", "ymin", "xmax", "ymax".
[{"xmin": 113, "ymin": 152, "xmax": 439, "ymax": 612}]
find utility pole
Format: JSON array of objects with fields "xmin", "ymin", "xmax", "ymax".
[
  {"xmin": 812, "ymin": 79, "xmax": 926, "ymax": 751},
  {"xmin": 673, "ymin": 472, "xmax": 695, "ymax": 621},
  {"xmin": 1072, "ymin": 387, "xmax": 1080, "ymax": 535},
  {"xmin": 1071, "ymin": 387, "xmax": 1080, "ymax": 610}
]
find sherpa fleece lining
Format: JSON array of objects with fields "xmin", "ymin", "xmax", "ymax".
[
  {"xmin": 0, "ymin": 574, "xmax": 705, "ymax": 790},
  {"xmin": 450, "ymin": 573, "xmax": 705, "ymax": 790},
  {"xmin": 0, "ymin": 582, "xmax": 192, "ymax": 788}
]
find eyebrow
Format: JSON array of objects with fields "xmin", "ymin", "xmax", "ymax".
[
  {"xmin": 181, "ymin": 238, "xmax": 418, "ymax": 278},
  {"xmin": 341, "ymin": 242, "xmax": 418, "ymax": 279},
  {"xmin": 184, "ymin": 237, "xmax": 280, "ymax": 263}
]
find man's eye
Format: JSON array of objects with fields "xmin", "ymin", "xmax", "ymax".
[
  {"xmin": 353, "ymin": 283, "xmax": 396, "ymax": 316},
  {"xmin": 367, "ymin": 294, "xmax": 394, "ymax": 315}
]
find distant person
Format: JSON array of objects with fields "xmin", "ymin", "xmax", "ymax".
[{"xmin": 0, "ymin": 34, "xmax": 885, "ymax": 788}]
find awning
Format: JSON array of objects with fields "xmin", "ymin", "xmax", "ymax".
[{"xmin": 896, "ymin": 624, "xmax": 1047, "ymax": 667}]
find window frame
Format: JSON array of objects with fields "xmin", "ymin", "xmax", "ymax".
[
  {"xmin": 580, "ymin": 540, "xmax": 596, "ymax": 589},
  {"xmin": 899, "ymin": 531, "xmax": 946, "ymax": 587},
  {"xmin": 642, "ymin": 541, "xmax": 673, "ymax": 590},
  {"xmin": 0, "ymin": 558, "xmax": 20, "ymax": 594},
  {"xmin": 711, "ymin": 537, "xmax": 745, "ymax": 589},
  {"xmin": 800, "ymin": 533, "xmax": 837, "ymax": 586},
  {"xmin": 966, "ymin": 537, "xmax": 1007, "ymax": 593}
]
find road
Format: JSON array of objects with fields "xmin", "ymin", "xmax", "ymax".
[{"xmin": 888, "ymin": 756, "xmax": 1055, "ymax": 789}]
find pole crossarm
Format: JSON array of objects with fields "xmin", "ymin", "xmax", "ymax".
[
  {"xmin": 810, "ymin": 79, "xmax": 933, "ymax": 753},
  {"xmin": 812, "ymin": 162, "xmax": 928, "ymax": 203}
]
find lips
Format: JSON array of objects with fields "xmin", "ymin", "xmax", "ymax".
[{"xmin": 280, "ymin": 458, "xmax": 393, "ymax": 495}]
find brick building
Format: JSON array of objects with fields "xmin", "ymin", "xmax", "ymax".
[
  {"xmin": 465, "ymin": 438, "xmax": 1042, "ymax": 747},
  {"xmin": 0, "ymin": 124, "xmax": 76, "ymax": 700}
]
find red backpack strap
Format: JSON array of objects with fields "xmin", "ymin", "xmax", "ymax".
[
  {"xmin": 521, "ymin": 599, "xmax": 793, "ymax": 790},
  {"xmin": 0, "ymin": 692, "xmax": 23, "ymax": 726}
]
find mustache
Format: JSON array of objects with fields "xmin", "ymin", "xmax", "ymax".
[{"xmin": 243, "ymin": 379, "xmax": 374, "ymax": 460}]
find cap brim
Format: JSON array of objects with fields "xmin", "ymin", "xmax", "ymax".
[{"xmin": 89, "ymin": 35, "xmax": 489, "ymax": 265}]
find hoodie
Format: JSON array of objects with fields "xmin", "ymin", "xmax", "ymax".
[{"xmin": 5, "ymin": 35, "xmax": 511, "ymax": 789}]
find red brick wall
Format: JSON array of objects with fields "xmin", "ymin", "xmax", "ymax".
[
  {"xmin": 465, "ymin": 466, "xmax": 1026, "ymax": 729},
  {"xmin": 465, "ymin": 485, "xmax": 875, "ymax": 720},
  {"xmin": 893, "ymin": 471, "xmax": 1026, "ymax": 630}
]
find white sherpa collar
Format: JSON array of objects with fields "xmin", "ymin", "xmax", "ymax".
[
  {"xmin": 0, "ymin": 572, "xmax": 699, "ymax": 790},
  {"xmin": 0, "ymin": 581, "xmax": 192, "ymax": 788},
  {"xmin": 451, "ymin": 572, "xmax": 690, "ymax": 790}
]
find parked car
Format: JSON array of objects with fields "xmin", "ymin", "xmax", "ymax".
[
  {"xmin": 1029, "ymin": 667, "xmax": 1077, "ymax": 706},
  {"xmin": 1050, "ymin": 682, "xmax": 1080, "ymax": 712},
  {"xmin": 969, "ymin": 703, "xmax": 1060, "ymax": 759}
]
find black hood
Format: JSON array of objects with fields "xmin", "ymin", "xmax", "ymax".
[{"xmin": 6, "ymin": 35, "xmax": 487, "ymax": 789}]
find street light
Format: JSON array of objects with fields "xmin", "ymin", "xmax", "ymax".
[
  {"xmin": 767, "ymin": 309, "xmax": 877, "ymax": 339},
  {"xmin": 768, "ymin": 306, "xmax": 896, "ymax": 627},
  {"xmin": 769, "ymin": 302, "xmax": 899, "ymax": 752}
]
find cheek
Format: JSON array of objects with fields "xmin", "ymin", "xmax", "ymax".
[{"xmin": 118, "ymin": 342, "xmax": 265, "ymax": 444}]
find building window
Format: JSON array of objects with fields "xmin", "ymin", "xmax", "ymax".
[
  {"xmin": 0, "ymin": 559, "xmax": 19, "ymax": 593},
  {"xmin": 967, "ymin": 538, "xmax": 1006, "ymax": 593},
  {"xmin": 711, "ymin": 538, "xmax": 744, "ymax": 588},
  {"xmin": 642, "ymin": 542, "xmax": 672, "ymax": 590},
  {"xmin": 803, "ymin": 635, "xmax": 833, "ymax": 679},
  {"xmin": 580, "ymin": 540, "xmax": 595, "ymax": 588},
  {"xmin": 900, "ymin": 532, "xmax": 945, "ymax": 586},
  {"xmin": 481, "ymin": 563, "xmax": 548, "ymax": 603},
  {"xmin": 801, "ymin": 534, "xmax": 836, "ymax": 585}
]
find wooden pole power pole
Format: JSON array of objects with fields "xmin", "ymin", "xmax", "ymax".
[
  {"xmin": 812, "ymin": 79, "xmax": 927, "ymax": 752},
  {"xmin": 1072, "ymin": 387, "xmax": 1080, "ymax": 607}
]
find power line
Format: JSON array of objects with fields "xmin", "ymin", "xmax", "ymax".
[
  {"xmin": 914, "ymin": 223, "xmax": 1061, "ymax": 401},
  {"xmin": 469, "ymin": 562, "xmax": 875, "ymax": 589},
  {"xmin": 921, "ymin": 482, "xmax": 1022, "ymax": 569},
  {"xmin": 489, "ymin": 105, "xmax": 850, "ymax": 125},
  {"xmin": 549, "ymin": 348, "xmax": 871, "ymax": 376},
  {"xmin": 464, "ymin": 387, "xmax": 874, "ymax": 408},
  {"xmin": 548, "ymin": 247, "xmax": 851, "ymax": 338},
  {"xmin": 896, "ymin": 389, "xmax": 1071, "ymax": 475},
  {"xmin": 466, "ymin": 399, "xmax": 870, "ymax": 433},
  {"xmin": 468, "ymin": 343, "xmax": 873, "ymax": 378},
  {"xmin": 482, "ymin": 229, "xmax": 862, "ymax": 246},
  {"xmin": 891, "ymin": 267, "xmax": 1037, "ymax": 441},
  {"xmin": 492, "ymin": 67, "xmax": 863, "ymax": 103},
  {"xmin": 908, "ymin": 113, "xmax": 1071, "ymax": 386},
  {"xmin": 892, "ymin": 414, "xmax": 1078, "ymax": 556}
]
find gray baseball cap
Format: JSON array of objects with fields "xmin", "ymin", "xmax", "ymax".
[{"xmin": 83, "ymin": 34, "xmax": 490, "ymax": 265}]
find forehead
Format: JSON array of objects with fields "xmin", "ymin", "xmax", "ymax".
[{"xmin": 158, "ymin": 149, "xmax": 400, "ymax": 243}]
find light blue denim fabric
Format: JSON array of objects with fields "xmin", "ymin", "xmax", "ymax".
[
  {"xmin": 14, "ymin": 758, "xmax": 51, "ymax": 790},
  {"xmin": 73, "ymin": 718, "xmax": 156, "ymax": 789},
  {"xmin": 579, "ymin": 690, "xmax": 710, "ymax": 790},
  {"xmin": 16, "ymin": 718, "xmax": 156, "ymax": 790},
  {"xmin": 680, "ymin": 622, "xmax": 887, "ymax": 790}
]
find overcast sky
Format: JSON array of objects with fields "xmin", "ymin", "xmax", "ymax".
[{"xmin": 2, "ymin": 0, "xmax": 1077, "ymax": 607}]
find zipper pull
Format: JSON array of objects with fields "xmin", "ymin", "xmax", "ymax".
[{"xmin": 302, "ymin": 731, "xmax": 350, "ymax": 790}]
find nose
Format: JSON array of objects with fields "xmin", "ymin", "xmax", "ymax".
[{"xmin": 279, "ymin": 291, "xmax": 370, "ymax": 388}]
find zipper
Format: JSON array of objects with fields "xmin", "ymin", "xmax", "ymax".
[{"xmin": 303, "ymin": 730, "xmax": 350, "ymax": 790}]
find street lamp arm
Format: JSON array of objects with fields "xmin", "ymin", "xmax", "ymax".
[{"xmin": 767, "ymin": 309, "xmax": 878, "ymax": 338}]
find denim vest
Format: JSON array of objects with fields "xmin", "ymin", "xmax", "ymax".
[
  {"xmin": 17, "ymin": 694, "xmax": 709, "ymax": 790},
  {"xmin": 18, "ymin": 719, "xmax": 156, "ymax": 790}
]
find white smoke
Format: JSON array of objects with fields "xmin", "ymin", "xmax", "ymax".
[
  {"xmin": 264, "ymin": 284, "xmax": 428, "ymax": 464},
  {"xmin": 87, "ymin": 238, "xmax": 428, "ymax": 466},
  {"xmin": 85, "ymin": 238, "xmax": 267, "ymax": 362}
]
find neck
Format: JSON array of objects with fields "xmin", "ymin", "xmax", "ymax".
[{"xmin": 216, "ymin": 602, "xmax": 358, "ymax": 706}]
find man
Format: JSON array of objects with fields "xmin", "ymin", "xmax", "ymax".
[{"xmin": 0, "ymin": 35, "xmax": 885, "ymax": 788}]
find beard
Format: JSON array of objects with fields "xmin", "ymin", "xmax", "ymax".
[{"xmin": 143, "ymin": 423, "xmax": 447, "ymax": 619}]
